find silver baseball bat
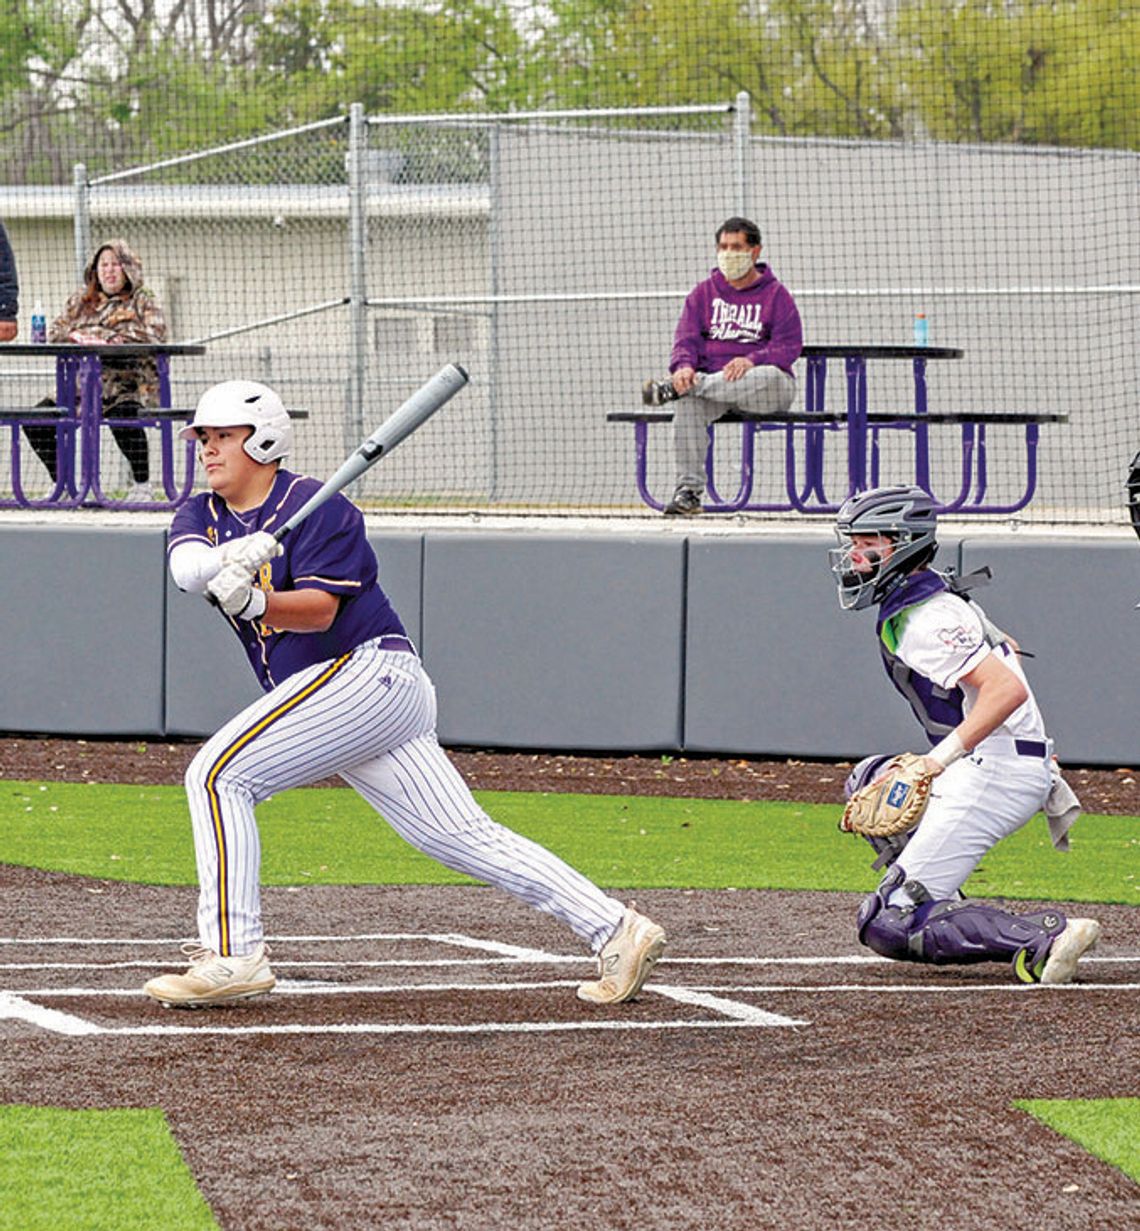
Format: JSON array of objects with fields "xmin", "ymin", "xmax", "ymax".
[{"xmin": 274, "ymin": 362, "xmax": 468, "ymax": 540}]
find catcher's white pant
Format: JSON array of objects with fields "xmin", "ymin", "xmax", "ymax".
[
  {"xmin": 675, "ymin": 365, "xmax": 796, "ymax": 492},
  {"xmin": 185, "ymin": 638, "xmax": 626, "ymax": 957},
  {"xmin": 888, "ymin": 740, "xmax": 1053, "ymax": 906}
]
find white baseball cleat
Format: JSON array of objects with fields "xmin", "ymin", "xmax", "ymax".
[
  {"xmin": 577, "ymin": 905, "xmax": 666, "ymax": 1004},
  {"xmin": 1039, "ymin": 918, "xmax": 1101, "ymax": 985},
  {"xmin": 143, "ymin": 942, "xmax": 276, "ymax": 1008}
]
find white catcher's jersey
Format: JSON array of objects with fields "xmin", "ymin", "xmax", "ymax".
[
  {"xmin": 884, "ymin": 589, "xmax": 1053, "ymax": 902},
  {"xmin": 891, "ymin": 590, "xmax": 1048, "ymax": 751}
]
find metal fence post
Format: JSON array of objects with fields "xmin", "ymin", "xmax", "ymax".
[
  {"xmin": 347, "ymin": 103, "xmax": 367, "ymax": 448},
  {"xmin": 73, "ymin": 164, "xmax": 89, "ymax": 282},
  {"xmin": 733, "ymin": 91, "xmax": 752, "ymax": 217},
  {"xmin": 488, "ymin": 123, "xmax": 501, "ymax": 501}
]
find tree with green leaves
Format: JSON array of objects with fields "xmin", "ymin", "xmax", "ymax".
[
  {"xmin": 0, "ymin": 0, "xmax": 1135, "ymax": 185},
  {"xmin": 896, "ymin": 0, "xmax": 1139, "ymax": 149}
]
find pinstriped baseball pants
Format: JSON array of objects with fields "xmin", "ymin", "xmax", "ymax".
[{"xmin": 185, "ymin": 639, "xmax": 626, "ymax": 958}]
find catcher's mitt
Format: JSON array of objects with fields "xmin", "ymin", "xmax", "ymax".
[{"xmin": 840, "ymin": 752, "xmax": 934, "ymax": 837}]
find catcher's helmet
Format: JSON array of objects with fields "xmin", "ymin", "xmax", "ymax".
[
  {"xmin": 844, "ymin": 753, "xmax": 896, "ymax": 800},
  {"xmin": 180, "ymin": 380, "xmax": 292, "ymax": 463},
  {"xmin": 829, "ymin": 485, "xmax": 938, "ymax": 610}
]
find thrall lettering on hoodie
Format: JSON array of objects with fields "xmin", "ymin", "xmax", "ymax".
[{"xmin": 709, "ymin": 298, "xmax": 766, "ymax": 342}]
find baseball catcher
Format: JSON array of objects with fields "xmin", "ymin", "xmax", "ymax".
[{"xmin": 830, "ymin": 485, "xmax": 1100, "ymax": 984}]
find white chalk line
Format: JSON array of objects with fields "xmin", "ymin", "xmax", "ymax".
[
  {"xmin": 0, "ymin": 990, "xmax": 779, "ymax": 1038},
  {"xmin": 12, "ymin": 978, "xmax": 1137, "ymax": 999},
  {"xmin": 77, "ymin": 1019, "xmax": 791, "ymax": 1039},
  {"xmin": 4, "ymin": 928, "xmax": 1136, "ymax": 1038},
  {"xmin": 0, "ymin": 983, "xmax": 805, "ymax": 1036},
  {"xmin": 0, "ymin": 993, "xmax": 102, "ymax": 1036},
  {"xmin": 0, "ymin": 958, "xmax": 584, "ymax": 971},
  {"xmin": 2, "ymin": 933, "xmax": 1135, "ymax": 968},
  {"xmin": 650, "ymin": 985, "xmax": 808, "ymax": 1025},
  {"xmin": 0, "ymin": 929, "xmax": 807, "ymax": 1035},
  {"xmin": 1, "ymin": 953, "xmax": 1135, "ymax": 973},
  {"xmin": 0, "ymin": 932, "xmax": 585, "ymax": 950}
]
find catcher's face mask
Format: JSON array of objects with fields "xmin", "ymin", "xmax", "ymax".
[
  {"xmin": 830, "ymin": 486, "xmax": 939, "ymax": 609},
  {"xmin": 829, "ymin": 534, "xmax": 898, "ymax": 610}
]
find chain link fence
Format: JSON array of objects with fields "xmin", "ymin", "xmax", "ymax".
[{"xmin": 1, "ymin": 100, "xmax": 1135, "ymax": 525}]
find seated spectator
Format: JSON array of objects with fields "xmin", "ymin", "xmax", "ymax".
[
  {"xmin": 642, "ymin": 216, "xmax": 803, "ymax": 516},
  {"xmin": 24, "ymin": 239, "xmax": 167, "ymax": 501},
  {"xmin": 0, "ymin": 219, "xmax": 17, "ymax": 342}
]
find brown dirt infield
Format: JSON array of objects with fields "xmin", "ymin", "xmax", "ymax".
[{"xmin": 1, "ymin": 737, "xmax": 1137, "ymax": 1229}]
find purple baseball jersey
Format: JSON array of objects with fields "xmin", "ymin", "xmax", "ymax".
[{"xmin": 170, "ymin": 469, "xmax": 406, "ymax": 690}]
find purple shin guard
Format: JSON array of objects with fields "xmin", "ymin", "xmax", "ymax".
[{"xmin": 856, "ymin": 867, "xmax": 1067, "ymax": 977}]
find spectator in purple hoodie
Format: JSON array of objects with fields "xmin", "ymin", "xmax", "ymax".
[{"xmin": 643, "ymin": 217, "xmax": 803, "ymax": 515}]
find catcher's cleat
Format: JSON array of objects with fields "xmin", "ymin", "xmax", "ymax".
[
  {"xmin": 1039, "ymin": 918, "xmax": 1102, "ymax": 985},
  {"xmin": 664, "ymin": 487, "xmax": 702, "ymax": 517},
  {"xmin": 143, "ymin": 942, "xmax": 275, "ymax": 1008},
  {"xmin": 577, "ymin": 905, "xmax": 666, "ymax": 1004},
  {"xmin": 642, "ymin": 377, "xmax": 681, "ymax": 406}
]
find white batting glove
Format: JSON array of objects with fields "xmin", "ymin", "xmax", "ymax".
[
  {"xmin": 207, "ymin": 562, "xmax": 268, "ymax": 620},
  {"xmin": 217, "ymin": 531, "xmax": 282, "ymax": 574}
]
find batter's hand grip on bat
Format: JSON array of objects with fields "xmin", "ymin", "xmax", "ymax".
[{"xmin": 274, "ymin": 363, "xmax": 469, "ymax": 541}]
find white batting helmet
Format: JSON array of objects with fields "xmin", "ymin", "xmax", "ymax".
[{"xmin": 181, "ymin": 380, "xmax": 293, "ymax": 463}]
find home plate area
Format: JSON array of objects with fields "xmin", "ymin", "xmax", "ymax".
[
  {"xmin": 0, "ymin": 930, "xmax": 811, "ymax": 1037},
  {"xmin": 2, "ymin": 912, "xmax": 1136, "ymax": 1042}
]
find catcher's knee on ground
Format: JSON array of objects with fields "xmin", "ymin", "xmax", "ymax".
[{"xmin": 856, "ymin": 866, "xmax": 1066, "ymax": 974}]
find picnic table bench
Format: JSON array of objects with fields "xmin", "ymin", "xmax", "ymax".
[{"xmin": 608, "ymin": 344, "xmax": 1067, "ymax": 514}]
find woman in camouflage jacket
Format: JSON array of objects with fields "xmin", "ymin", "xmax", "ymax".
[{"xmin": 26, "ymin": 238, "xmax": 167, "ymax": 498}]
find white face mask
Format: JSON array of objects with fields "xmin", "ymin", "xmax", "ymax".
[{"xmin": 717, "ymin": 248, "xmax": 755, "ymax": 280}]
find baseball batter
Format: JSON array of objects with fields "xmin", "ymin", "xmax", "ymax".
[
  {"xmin": 143, "ymin": 380, "xmax": 665, "ymax": 1007},
  {"xmin": 829, "ymin": 485, "xmax": 1100, "ymax": 984}
]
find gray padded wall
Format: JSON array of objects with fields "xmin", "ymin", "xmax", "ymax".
[
  {"xmin": 422, "ymin": 534, "xmax": 684, "ymax": 750},
  {"xmin": 163, "ymin": 570, "xmax": 264, "ymax": 736},
  {"xmin": 164, "ymin": 531, "xmax": 424, "ymax": 737},
  {"xmin": 683, "ymin": 535, "xmax": 962, "ymax": 757},
  {"xmin": 0, "ymin": 526, "xmax": 167, "ymax": 735},
  {"xmin": 1, "ymin": 525, "xmax": 1135, "ymax": 767},
  {"xmin": 960, "ymin": 537, "xmax": 1140, "ymax": 767}
]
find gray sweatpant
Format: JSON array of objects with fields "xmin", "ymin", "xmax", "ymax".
[{"xmin": 674, "ymin": 366, "xmax": 796, "ymax": 493}]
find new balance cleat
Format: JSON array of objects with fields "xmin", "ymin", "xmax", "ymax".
[
  {"xmin": 577, "ymin": 906, "xmax": 666, "ymax": 1004},
  {"xmin": 143, "ymin": 942, "xmax": 276, "ymax": 1008}
]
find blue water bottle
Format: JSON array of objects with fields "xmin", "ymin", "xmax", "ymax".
[
  {"xmin": 913, "ymin": 310, "xmax": 928, "ymax": 347},
  {"xmin": 30, "ymin": 302, "xmax": 46, "ymax": 344}
]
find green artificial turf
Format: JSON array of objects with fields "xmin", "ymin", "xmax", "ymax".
[
  {"xmin": 0, "ymin": 1106, "xmax": 218, "ymax": 1231},
  {"xmin": 1014, "ymin": 1099, "xmax": 1140, "ymax": 1184},
  {"xmin": 0, "ymin": 779, "xmax": 1134, "ymax": 903}
]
